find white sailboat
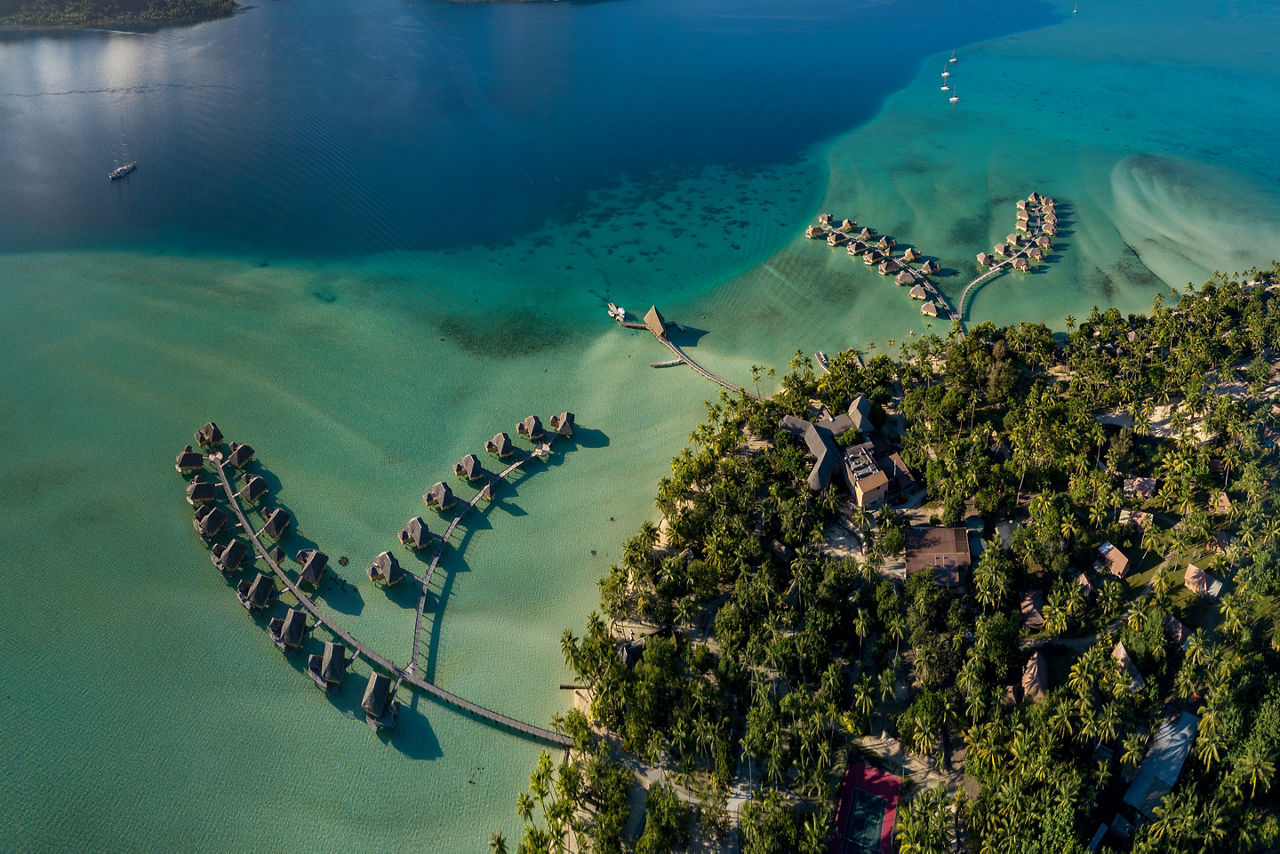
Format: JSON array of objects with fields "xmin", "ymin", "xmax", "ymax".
[
  {"xmin": 949, "ymin": 49, "xmax": 958, "ymax": 64},
  {"xmin": 1073, "ymin": 2, "xmax": 1078, "ymax": 13},
  {"xmin": 941, "ymin": 65, "xmax": 951, "ymax": 79},
  {"xmin": 941, "ymin": 79, "xmax": 951, "ymax": 92},
  {"xmin": 949, "ymin": 86, "xmax": 960, "ymax": 104}
]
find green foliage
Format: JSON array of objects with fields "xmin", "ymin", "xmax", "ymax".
[{"xmin": 1, "ymin": 0, "xmax": 235, "ymax": 26}]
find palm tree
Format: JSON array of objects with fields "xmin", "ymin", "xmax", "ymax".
[{"xmin": 489, "ymin": 831, "xmax": 508, "ymax": 854}]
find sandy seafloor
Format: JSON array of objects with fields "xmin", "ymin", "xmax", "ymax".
[{"xmin": 1, "ymin": 0, "xmax": 1279, "ymax": 849}]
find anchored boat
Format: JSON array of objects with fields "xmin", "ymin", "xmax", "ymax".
[{"xmin": 108, "ymin": 161, "xmax": 136, "ymax": 180}]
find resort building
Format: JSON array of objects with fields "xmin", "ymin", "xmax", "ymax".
[
  {"xmin": 485, "ymin": 432, "xmax": 514, "ymax": 458},
  {"xmin": 517, "ymin": 415, "xmax": 545, "ymax": 441},
  {"xmin": 186, "ymin": 477, "xmax": 218, "ymax": 505},
  {"xmin": 296, "ymin": 548, "xmax": 328, "ymax": 587},
  {"xmin": 455, "ymin": 453, "xmax": 484, "ymax": 481},
  {"xmin": 1123, "ymin": 476, "xmax": 1158, "ymax": 500},
  {"xmin": 424, "ymin": 481, "xmax": 455, "ymax": 511},
  {"xmin": 399, "ymin": 517, "xmax": 431, "ymax": 550},
  {"xmin": 550, "ymin": 411, "xmax": 575, "ymax": 437},
  {"xmin": 211, "ymin": 538, "xmax": 248, "ymax": 573},
  {"xmin": 238, "ymin": 572, "xmax": 275, "ymax": 612},
  {"xmin": 1111, "ymin": 641, "xmax": 1145, "ymax": 690},
  {"xmin": 308, "ymin": 642, "xmax": 348, "ymax": 693},
  {"xmin": 846, "ymin": 442, "xmax": 889, "ymax": 509},
  {"xmin": 367, "ymin": 550, "xmax": 404, "ymax": 586},
  {"xmin": 905, "ymin": 527, "xmax": 971, "ymax": 588},
  {"xmin": 1020, "ymin": 591, "xmax": 1045, "ymax": 630},
  {"xmin": 1123, "ymin": 712, "xmax": 1199, "ymax": 819},
  {"xmin": 362, "ymin": 672, "xmax": 399, "ymax": 731},
  {"xmin": 643, "ymin": 305, "xmax": 667, "ymax": 339},
  {"xmin": 237, "ymin": 474, "xmax": 267, "ymax": 505},
  {"xmin": 175, "ymin": 445, "xmax": 203, "ymax": 473},
  {"xmin": 260, "ymin": 507, "xmax": 291, "ymax": 540},
  {"xmin": 269, "ymin": 608, "xmax": 309, "ymax": 653},
  {"xmin": 1184, "ymin": 564, "xmax": 1223, "ymax": 598},
  {"xmin": 1096, "ymin": 541, "xmax": 1130, "ymax": 578},
  {"xmin": 195, "ymin": 421, "xmax": 223, "ymax": 449},
  {"xmin": 194, "ymin": 503, "xmax": 227, "ymax": 538},
  {"xmin": 1021, "ymin": 651, "xmax": 1047, "ymax": 702},
  {"xmin": 226, "ymin": 442, "xmax": 255, "ymax": 470}
]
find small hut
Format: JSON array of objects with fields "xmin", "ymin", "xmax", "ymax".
[
  {"xmin": 876, "ymin": 236, "xmax": 896, "ymax": 252},
  {"xmin": 909, "ymin": 284, "xmax": 927, "ymax": 300},
  {"xmin": 857, "ymin": 227, "xmax": 876, "ymax": 240},
  {"xmin": 1021, "ymin": 651, "xmax": 1047, "ymax": 702},
  {"xmin": 517, "ymin": 415, "xmax": 545, "ymax": 441},
  {"xmin": 455, "ymin": 453, "xmax": 484, "ymax": 481},
  {"xmin": 399, "ymin": 517, "xmax": 431, "ymax": 549},
  {"xmin": 1165, "ymin": 614, "xmax": 1189, "ymax": 647},
  {"xmin": 423, "ymin": 481, "xmax": 455, "ymax": 511},
  {"xmin": 1027, "ymin": 247, "xmax": 1044, "ymax": 262},
  {"xmin": 1076, "ymin": 572, "xmax": 1097, "ymax": 600},
  {"xmin": 1016, "ymin": 209, "xmax": 1030, "ymax": 222},
  {"xmin": 268, "ymin": 545, "xmax": 285, "ymax": 565},
  {"xmin": 485, "ymin": 432, "xmax": 514, "ymax": 458},
  {"xmin": 878, "ymin": 258, "xmax": 900, "ymax": 275},
  {"xmin": 367, "ymin": 551, "xmax": 404, "ymax": 587},
  {"xmin": 261, "ymin": 507, "xmax": 291, "ymax": 540},
  {"xmin": 1036, "ymin": 235, "xmax": 1052, "ymax": 249},
  {"xmin": 226, "ymin": 442, "xmax": 255, "ymax": 470},
  {"xmin": 1111, "ymin": 641, "xmax": 1145, "ymax": 689},
  {"xmin": 1028, "ymin": 192, "xmax": 1042, "ymax": 203},
  {"xmin": 896, "ymin": 271, "xmax": 915, "ymax": 286},
  {"xmin": 195, "ymin": 422, "xmax": 223, "ymax": 449},
  {"xmin": 863, "ymin": 249, "xmax": 882, "ymax": 265},
  {"xmin": 362, "ymin": 672, "xmax": 399, "ymax": 731},
  {"xmin": 296, "ymin": 548, "xmax": 329, "ymax": 587},
  {"xmin": 805, "ymin": 225, "xmax": 825, "ymax": 239},
  {"xmin": 643, "ymin": 305, "xmax": 667, "ymax": 339},
  {"xmin": 847, "ymin": 240, "xmax": 867, "ymax": 256},
  {"xmin": 818, "ymin": 213, "xmax": 834, "ymax": 226},
  {"xmin": 1013, "ymin": 257, "xmax": 1030, "ymax": 272},
  {"xmin": 994, "ymin": 243, "xmax": 1011, "ymax": 257},
  {"xmin": 194, "ymin": 503, "xmax": 228, "ymax": 539},
  {"xmin": 1007, "ymin": 233, "xmax": 1022, "ymax": 246},
  {"xmin": 1043, "ymin": 213, "xmax": 1059, "ymax": 226},
  {"xmin": 1097, "ymin": 542, "xmax": 1130, "ymax": 578},
  {"xmin": 175, "ymin": 445, "xmax": 203, "ymax": 473},
  {"xmin": 920, "ymin": 259, "xmax": 940, "ymax": 275},
  {"xmin": 212, "ymin": 539, "xmax": 248, "ymax": 573},
  {"xmin": 840, "ymin": 218, "xmax": 857, "ymax": 232},
  {"xmin": 826, "ymin": 231, "xmax": 848, "ymax": 246},
  {"xmin": 479, "ymin": 480, "xmax": 497, "ymax": 502},
  {"xmin": 977, "ymin": 252, "xmax": 994, "ymax": 266},
  {"xmin": 1043, "ymin": 223, "xmax": 1058, "ymax": 236},
  {"xmin": 1184, "ymin": 564, "xmax": 1221, "ymax": 597},
  {"xmin": 187, "ymin": 477, "xmax": 218, "ymax": 506},
  {"xmin": 269, "ymin": 608, "xmax": 309, "ymax": 653},
  {"xmin": 308, "ymin": 642, "xmax": 348, "ymax": 693},
  {"xmin": 921, "ymin": 301, "xmax": 939, "ymax": 318},
  {"xmin": 902, "ymin": 247, "xmax": 921, "ymax": 262},
  {"xmin": 1042, "ymin": 197, "xmax": 1056, "ymax": 207},
  {"xmin": 238, "ymin": 572, "xmax": 275, "ymax": 612},
  {"xmin": 1016, "ymin": 199, "xmax": 1028, "ymax": 210},
  {"xmin": 237, "ymin": 474, "xmax": 267, "ymax": 505},
  {"xmin": 1016, "ymin": 220, "xmax": 1030, "ymax": 233},
  {"xmin": 1020, "ymin": 591, "xmax": 1046, "ymax": 629},
  {"xmin": 549, "ymin": 411, "xmax": 575, "ymax": 437}
]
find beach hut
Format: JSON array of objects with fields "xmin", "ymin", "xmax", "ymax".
[
  {"xmin": 1097, "ymin": 542, "xmax": 1130, "ymax": 578},
  {"xmin": 818, "ymin": 213, "xmax": 834, "ymax": 226},
  {"xmin": 268, "ymin": 545, "xmax": 285, "ymax": 565},
  {"xmin": 517, "ymin": 415, "xmax": 545, "ymax": 441},
  {"xmin": 236, "ymin": 474, "xmax": 267, "ymax": 505},
  {"xmin": 479, "ymin": 480, "xmax": 497, "ymax": 502},
  {"xmin": 175, "ymin": 445, "xmax": 204, "ymax": 473},
  {"xmin": 195, "ymin": 421, "xmax": 223, "ymax": 449},
  {"xmin": 840, "ymin": 218, "xmax": 856, "ymax": 232},
  {"xmin": 876, "ymin": 236, "xmax": 896, "ymax": 252},
  {"xmin": 549, "ymin": 411, "xmax": 575, "ymax": 437},
  {"xmin": 1013, "ymin": 257, "xmax": 1030, "ymax": 272},
  {"xmin": 1020, "ymin": 591, "xmax": 1046, "ymax": 630},
  {"xmin": 902, "ymin": 247, "xmax": 921, "ymax": 262},
  {"xmin": 863, "ymin": 249, "xmax": 882, "ymax": 265},
  {"xmin": 857, "ymin": 227, "xmax": 876, "ymax": 240},
  {"xmin": 1016, "ymin": 220, "xmax": 1030, "ymax": 233},
  {"xmin": 1028, "ymin": 192, "xmax": 1042, "ymax": 203},
  {"xmin": 237, "ymin": 572, "xmax": 275, "ymax": 612},
  {"xmin": 847, "ymin": 240, "xmax": 867, "ymax": 256},
  {"xmin": 920, "ymin": 259, "xmax": 940, "ymax": 275},
  {"xmin": 212, "ymin": 538, "xmax": 248, "ymax": 574},
  {"xmin": 1036, "ymin": 235, "xmax": 1052, "ymax": 249},
  {"xmin": 296, "ymin": 548, "xmax": 328, "ymax": 587},
  {"xmin": 1007, "ymin": 233, "xmax": 1022, "ymax": 246},
  {"xmin": 994, "ymin": 243, "xmax": 1011, "ymax": 257},
  {"xmin": 399, "ymin": 517, "xmax": 431, "ymax": 549},
  {"xmin": 194, "ymin": 503, "xmax": 228, "ymax": 539},
  {"xmin": 1016, "ymin": 199, "xmax": 1028, "ymax": 211},
  {"xmin": 1021, "ymin": 651, "xmax": 1047, "ymax": 702},
  {"xmin": 485, "ymin": 432, "xmax": 514, "ymax": 458},
  {"xmin": 269, "ymin": 608, "xmax": 309, "ymax": 654},
  {"xmin": 454, "ymin": 453, "xmax": 484, "ymax": 481},
  {"xmin": 977, "ymin": 252, "xmax": 994, "ymax": 266},
  {"xmin": 362, "ymin": 672, "xmax": 399, "ymax": 731},
  {"xmin": 308, "ymin": 642, "xmax": 348, "ymax": 693},
  {"xmin": 878, "ymin": 259, "xmax": 900, "ymax": 275},
  {"xmin": 260, "ymin": 507, "xmax": 291, "ymax": 540},
  {"xmin": 1112, "ymin": 641, "xmax": 1145, "ymax": 689},
  {"xmin": 921, "ymin": 301, "xmax": 939, "ymax": 318},
  {"xmin": 367, "ymin": 551, "xmax": 404, "ymax": 587},
  {"xmin": 1076, "ymin": 572, "xmax": 1097, "ymax": 600},
  {"xmin": 186, "ymin": 477, "xmax": 218, "ymax": 506},
  {"xmin": 1184, "ymin": 564, "xmax": 1221, "ymax": 597},
  {"xmin": 424, "ymin": 481, "xmax": 455, "ymax": 511},
  {"xmin": 805, "ymin": 225, "xmax": 825, "ymax": 239},
  {"xmin": 1027, "ymin": 247, "xmax": 1044, "ymax": 262},
  {"xmin": 896, "ymin": 271, "xmax": 915, "ymax": 286},
  {"xmin": 826, "ymin": 231, "xmax": 848, "ymax": 246},
  {"xmin": 1043, "ymin": 223, "xmax": 1058, "ymax": 236},
  {"xmin": 909, "ymin": 284, "xmax": 927, "ymax": 300},
  {"xmin": 226, "ymin": 442, "xmax": 255, "ymax": 470}
]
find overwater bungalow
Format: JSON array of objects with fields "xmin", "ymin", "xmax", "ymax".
[
  {"xmin": 902, "ymin": 247, "xmax": 921, "ymax": 262},
  {"xmin": 1043, "ymin": 223, "xmax": 1058, "ymax": 236},
  {"xmin": 1007, "ymin": 233, "xmax": 1022, "ymax": 246},
  {"xmin": 920, "ymin": 259, "xmax": 940, "ymax": 275},
  {"xmin": 194, "ymin": 503, "xmax": 228, "ymax": 539},
  {"xmin": 805, "ymin": 225, "xmax": 825, "ymax": 239},
  {"xmin": 455, "ymin": 453, "xmax": 484, "ymax": 481},
  {"xmin": 826, "ymin": 231, "xmax": 848, "ymax": 246},
  {"xmin": 367, "ymin": 550, "xmax": 404, "ymax": 586},
  {"xmin": 840, "ymin": 218, "xmax": 856, "ymax": 232},
  {"xmin": 485, "ymin": 432, "xmax": 514, "ymax": 458},
  {"xmin": 517, "ymin": 415, "xmax": 545, "ymax": 441},
  {"xmin": 977, "ymin": 252, "xmax": 994, "ymax": 266},
  {"xmin": 1016, "ymin": 209, "xmax": 1030, "ymax": 222},
  {"xmin": 1028, "ymin": 192, "xmax": 1042, "ymax": 203},
  {"xmin": 896, "ymin": 271, "xmax": 915, "ymax": 286},
  {"xmin": 307, "ymin": 642, "xmax": 348, "ymax": 693},
  {"xmin": 1013, "ymin": 257, "xmax": 1030, "ymax": 272},
  {"xmin": 876, "ymin": 236, "xmax": 895, "ymax": 252},
  {"xmin": 550, "ymin": 411, "xmax": 575, "ymax": 437},
  {"xmin": 857, "ymin": 227, "xmax": 876, "ymax": 240},
  {"xmin": 212, "ymin": 538, "xmax": 248, "ymax": 574},
  {"xmin": 399, "ymin": 517, "xmax": 431, "ymax": 549},
  {"xmin": 1036, "ymin": 235, "xmax": 1052, "ymax": 249},
  {"xmin": 1042, "ymin": 197, "xmax": 1056, "ymax": 207},
  {"xmin": 1027, "ymin": 247, "xmax": 1044, "ymax": 262},
  {"xmin": 1016, "ymin": 199, "xmax": 1028, "ymax": 210},
  {"xmin": 994, "ymin": 243, "xmax": 1011, "ymax": 257},
  {"xmin": 909, "ymin": 284, "xmax": 927, "ymax": 300},
  {"xmin": 362, "ymin": 672, "xmax": 399, "ymax": 732},
  {"xmin": 879, "ymin": 259, "xmax": 900, "ymax": 275},
  {"xmin": 1044, "ymin": 213, "xmax": 1059, "ymax": 226},
  {"xmin": 237, "ymin": 572, "xmax": 275, "ymax": 612},
  {"xmin": 424, "ymin": 481, "xmax": 455, "ymax": 511},
  {"xmin": 237, "ymin": 474, "xmax": 267, "ymax": 505},
  {"xmin": 187, "ymin": 477, "xmax": 218, "ymax": 506},
  {"xmin": 226, "ymin": 442, "xmax": 254, "ymax": 470},
  {"xmin": 175, "ymin": 445, "xmax": 203, "ymax": 473},
  {"xmin": 268, "ymin": 545, "xmax": 285, "ymax": 565},
  {"xmin": 260, "ymin": 507, "xmax": 291, "ymax": 540},
  {"xmin": 818, "ymin": 213, "xmax": 834, "ymax": 226},
  {"xmin": 1016, "ymin": 220, "xmax": 1030, "ymax": 233},
  {"xmin": 268, "ymin": 608, "xmax": 309, "ymax": 654},
  {"xmin": 921, "ymin": 301, "xmax": 939, "ymax": 318},
  {"xmin": 479, "ymin": 480, "xmax": 497, "ymax": 502},
  {"xmin": 296, "ymin": 548, "xmax": 328, "ymax": 586},
  {"xmin": 196, "ymin": 421, "xmax": 223, "ymax": 449},
  {"xmin": 847, "ymin": 240, "xmax": 867, "ymax": 256},
  {"xmin": 863, "ymin": 249, "xmax": 882, "ymax": 265}
]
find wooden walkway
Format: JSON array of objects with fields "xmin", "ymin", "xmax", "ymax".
[
  {"xmin": 656, "ymin": 336, "xmax": 765, "ymax": 402},
  {"xmin": 955, "ymin": 205, "xmax": 1049, "ymax": 328},
  {"xmin": 210, "ymin": 454, "xmax": 572, "ymax": 748}
]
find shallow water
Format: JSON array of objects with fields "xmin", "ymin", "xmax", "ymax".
[{"xmin": 2, "ymin": 0, "xmax": 1279, "ymax": 848}]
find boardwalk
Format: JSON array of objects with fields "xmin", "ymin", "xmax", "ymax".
[
  {"xmin": 657, "ymin": 336, "xmax": 765, "ymax": 402},
  {"xmin": 209, "ymin": 454, "xmax": 571, "ymax": 748}
]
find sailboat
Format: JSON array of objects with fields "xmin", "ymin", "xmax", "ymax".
[
  {"xmin": 1073, "ymin": 2, "xmax": 1078, "ymax": 12},
  {"xmin": 108, "ymin": 116, "xmax": 136, "ymax": 181},
  {"xmin": 949, "ymin": 86, "xmax": 960, "ymax": 104},
  {"xmin": 941, "ymin": 65, "xmax": 951, "ymax": 79},
  {"xmin": 949, "ymin": 49, "xmax": 958, "ymax": 64},
  {"xmin": 941, "ymin": 79, "xmax": 951, "ymax": 92}
]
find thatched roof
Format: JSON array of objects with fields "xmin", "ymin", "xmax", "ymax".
[
  {"xmin": 320, "ymin": 642, "xmax": 347, "ymax": 684},
  {"xmin": 1027, "ymin": 247, "xmax": 1044, "ymax": 261},
  {"xmin": 550, "ymin": 411, "xmax": 575, "ymax": 437},
  {"xmin": 261, "ymin": 507, "xmax": 291, "ymax": 539},
  {"xmin": 368, "ymin": 550, "xmax": 404, "ymax": 586},
  {"xmin": 1036, "ymin": 235, "xmax": 1052, "ymax": 248},
  {"xmin": 876, "ymin": 236, "xmax": 895, "ymax": 251},
  {"xmin": 246, "ymin": 573, "xmax": 275, "ymax": 609},
  {"xmin": 268, "ymin": 545, "xmax": 285, "ymax": 565},
  {"xmin": 1043, "ymin": 213, "xmax": 1058, "ymax": 226},
  {"xmin": 1164, "ymin": 613, "xmax": 1188, "ymax": 646},
  {"xmin": 1013, "ymin": 257, "xmax": 1030, "ymax": 271},
  {"xmin": 1028, "ymin": 192, "xmax": 1042, "ymax": 202},
  {"xmin": 976, "ymin": 252, "xmax": 994, "ymax": 266},
  {"xmin": 644, "ymin": 305, "xmax": 667, "ymax": 339},
  {"xmin": 863, "ymin": 249, "xmax": 882, "ymax": 264},
  {"xmin": 840, "ymin": 218, "xmax": 856, "ymax": 231},
  {"xmin": 1043, "ymin": 223, "xmax": 1058, "ymax": 235},
  {"xmin": 196, "ymin": 421, "xmax": 223, "ymax": 448},
  {"xmin": 362, "ymin": 672, "xmax": 392, "ymax": 715},
  {"xmin": 1112, "ymin": 641, "xmax": 1145, "ymax": 689},
  {"xmin": 847, "ymin": 240, "xmax": 867, "ymax": 255},
  {"xmin": 187, "ymin": 477, "xmax": 218, "ymax": 504},
  {"xmin": 517, "ymin": 415, "xmax": 545, "ymax": 440},
  {"xmin": 818, "ymin": 213, "xmax": 834, "ymax": 226},
  {"xmin": 920, "ymin": 300, "xmax": 938, "ymax": 317},
  {"xmin": 994, "ymin": 243, "xmax": 1011, "ymax": 257},
  {"xmin": 827, "ymin": 231, "xmax": 848, "ymax": 246},
  {"xmin": 297, "ymin": 548, "xmax": 328, "ymax": 586},
  {"xmin": 1016, "ymin": 199, "xmax": 1028, "ymax": 210},
  {"xmin": 424, "ymin": 481, "xmax": 455, "ymax": 510},
  {"xmin": 902, "ymin": 246, "xmax": 921, "ymax": 261},
  {"xmin": 1097, "ymin": 541, "xmax": 1130, "ymax": 578},
  {"xmin": 1016, "ymin": 220, "xmax": 1030, "ymax": 233},
  {"xmin": 194, "ymin": 503, "xmax": 228, "ymax": 537},
  {"xmin": 455, "ymin": 453, "xmax": 483, "ymax": 481},
  {"xmin": 805, "ymin": 225, "xmax": 824, "ymax": 239},
  {"xmin": 1021, "ymin": 651, "xmax": 1047, "ymax": 702},
  {"xmin": 176, "ymin": 445, "xmax": 203, "ymax": 472},
  {"xmin": 879, "ymin": 259, "xmax": 900, "ymax": 275},
  {"xmin": 858, "ymin": 227, "xmax": 876, "ymax": 240},
  {"xmin": 1184, "ymin": 564, "xmax": 1212, "ymax": 596},
  {"xmin": 226, "ymin": 442, "xmax": 254, "ymax": 469},
  {"xmin": 1076, "ymin": 572, "xmax": 1096, "ymax": 599},
  {"xmin": 920, "ymin": 259, "xmax": 940, "ymax": 274},
  {"xmin": 909, "ymin": 284, "xmax": 927, "ymax": 299},
  {"xmin": 485, "ymin": 432, "xmax": 514, "ymax": 458},
  {"xmin": 237, "ymin": 474, "xmax": 267, "ymax": 504},
  {"xmin": 779, "ymin": 415, "xmax": 841, "ymax": 493},
  {"xmin": 399, "ymin": 517, "xmax": 430, "ymax": 549},
  {"xmin": 212, "ymin": 538, "xmax": 248, "ymax": 572},
  {"xmin": 479, "ymin": 480, "xmax": 497, "ymax": 502},
  {"xmin": 1020, "ymin": 591, "xmax": 1045, "ymax": 629},
  {"xmin": 275, "ymin": 608, "xmax": 308, "ymax": 649}
]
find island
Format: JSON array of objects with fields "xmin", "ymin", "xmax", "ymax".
[
  {"xmin": 0, "ymin": 0, "xmax": 235, "ymax": 29},
  {"xmin": 498, "ymin": 265, "xmax": 1280, "ymax": 853}
]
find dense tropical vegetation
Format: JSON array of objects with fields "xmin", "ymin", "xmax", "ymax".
[
  {"xmin": 0, "ymin": 0, "xmax": 234, "ymax": 27},
  {"xmin": 506, "ymin": 265, "xmax": 1280, "ymax": 852}
]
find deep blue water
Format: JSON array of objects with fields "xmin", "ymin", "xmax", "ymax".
[{"xmin": 0, "ymin": 0, "xmax": 1056, "ymax": 257}]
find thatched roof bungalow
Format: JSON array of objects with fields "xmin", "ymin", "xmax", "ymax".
[
  {"xmin": 1016, "ymin": 220, "xmax": 1030, "ymax": 233},
  {"xmin": 367, "ymin": 550, "xmax": 404, "ymax": 586},
  {"xmin": 517, "ymin": 415, "xmax": 545, "ymax": 441},
  {"xmin": 1012, "ymin": 257, "xmax": 1030, "ymax": 272},
  {"xmin": 977, "ymin": 252, "xmax": 994, "ymax": 266},
  {"xmin": 237, "ymin": 474, "xmax": 267, "ymax": 505},
  {"xmin": 212, "ymin": 538, "xmax": 248, "ymax": 574},
  {"xmin": 176, "ymin": 445, "xmax": 203, "ymax": 473},
  {"xmin": 994, "ymin": 243, "xmax": 1011, "ymax": 257},
  {"xmin": 268, "ymin": 545, "xmax": 285, "ymax": 565},
  {"xmin": 1007, "ymin": 233, "xmax": 1023, "ymax": 246},
  {"xmin": 805, "ymin": 225, "xmax": 825, "ymax": 239},
  {"xmin": 778, "ymin": 415, "xmax": 841, "ymax": 493},
  {"xmin": 818, "ymin": 213, "xmax": 834, "ymax": 226},
  {"xmin": 308, "ymin": 642, "xmax": 348, "ymax": 692},
  {"xmin": 1036, "ymin": 235, "xmax": 1052, "ymax": 249},
  {"xmin": 920, "ymin": 300, "xmax": 938, "ymax": 318},
  {"xmin": 550, "ymin": 411, "xmax": 575, "ymax": 437},
  {"xmin": 424, "ymin": 481, "xmax": 455, "ymax": 511},
  {"xmin": 269, "ymin": 608, "xmax": 309, "ymax": 653},
  {"xmin": 1043, "ymin": 223, "xmax": 1058, "ymax": 236},
  {"xmin": 1076, "ymin": 572, "xmax": 1096, "ymax": 600},
  {"xmin": 827, "ymin": 231, "xmax": 848, "ymax": 246},
  {"xmin": 1112, "ymin": 641, "xmax": 1145, "ymax": 689},
  {"xmin": 1097, "ymin": 541, "xmax": 1130, "ymax": 578},
  {"xmin": 186, "ymin": 477, "xmax": 218, "ymax": 505},
  {"xmin": 485, "ymin": 432, "xmax": 514, "ymax": 458},
  {"xmin": 238, "ymin": 572, "xmax": 275, "ymax": 612},
  {"xmin": 261, "ymin": 507, "xmax": 291, "ymax": 540},
  {"xmin": 863, "ymin": 249, "xmax": 882, "ymax": 265},
  {"xmin": 362, "ymin": 672, "xmax": 399, "ymax": 731},
  {"xmin": 643, "ymin": 305, "xmax": 667, "ymax": 339},
  {"xmin": 876, "ymin": 236, "xmax": 896, "ymax": 252},
  {"xmin": 1020, "ymin": 591, "xmax": 1045, "ymax": 629},
  {"xmin": 840, "ymin": 218, "xmax": 856, "ymax": 232},
  {"xmin": 1016, "ymin": 199, "xmax": 1028, "ymax": 210},
  {"xmin": 399, "ymin": 517, "xmax": 431, "ymax": 549},
  {"xmin": 1027, "ymin": 247, "xmax": 1044, "ymax": 262},
  {"xmin": 920, "ymin": 259, "xmax": 940, "ymax": 275},
  {"xmin": 479, "ymin": 480, "xmax": 497, "ymax": 502},
  {"xmin": 1184, "ymin": 564, "xmax": 1222, "ymax": 597},
  {"xmin": 909, "ymin": 284, "xmax": 927, "ymax": 299},
  {"xmin": 847, "ymin": 240, "xmax": 867, "ymax": 256},
  {"xmin": 878, "ymin": 259, "xmax": 900, "ymax": 275},
  {"xmin": 455, "ymin": 453, "xmax": 484, "ymax": 481},
  {"xmin": 196, "ymin": 421, "xmax": 223, "ymax": 449},
  {"xmin": 902, "ymin": 247, "xmax": 921, "ymax": 262},
  {"xmin": 226, "ymin": 442, "xmax": 255, "ymax": 470},
  {"xmin": 857, "ymin": 227, "xmax": 876, "ymax": 240},
  {"xmin": 1022, "ymin": 651, "xmax": 1047, "ymax": 702},
  {"xmin": 296, "ymin": 548, "xmax": 328, "ymax": 587},
  {"xmin": 194, "ymin": 503, "xmax": 228, "ymax": 539}
]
